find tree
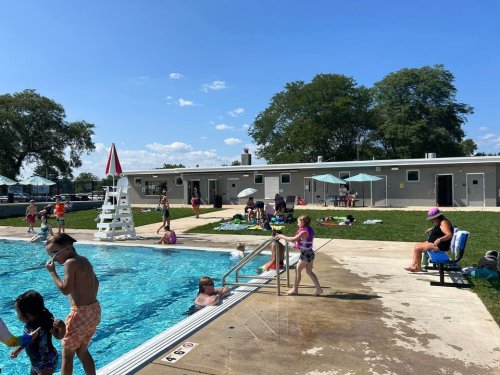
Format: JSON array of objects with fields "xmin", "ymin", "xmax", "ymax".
[
  {"xmin": 372, "ymin": 65, "xmax": 475, "ymax": 159},
  {"xmin": 231, "ymin": 160, "xmax": 241, "ymax": 166},
  {"xmin": 158, "ymin": 163, "xmax": 185, "ymax": 169},
  {"xmin": 0, "ymin": 89, "xmax": 95, "ymax": 178},
  {"xmin": 249, "ymin": 74, "xmax": 376, "ymax": 163}
]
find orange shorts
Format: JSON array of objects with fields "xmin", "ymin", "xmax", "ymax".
[{"xmin": 62, "ymin": 301, "xmax": 101, "ymax": 350}]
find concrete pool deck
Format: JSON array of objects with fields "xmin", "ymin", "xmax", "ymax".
[{"xmin": 1, "ymin": 205, "xmax": 500, "ymax": 374}]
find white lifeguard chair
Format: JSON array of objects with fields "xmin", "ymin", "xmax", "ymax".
[{"xmin": 94, "ymin": 177, "xmax": 136, "ymax": 241}]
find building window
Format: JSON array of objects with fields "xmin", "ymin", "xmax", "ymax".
[
  {"xmin": 145, "ymin": 180, "xmax": 167, "ymax": 195},
  {"xmin": 407, "ymin": 170, "xmax": 420, "ymax": 182},
  {"xmin": 254, "ymin": 174, "xmax": 263, "ymax": 184},
  {"xmin": 175, "ymin": 177, "xmax": 183, "ymax": 186},
  {"xmin": 281, "ymin": 173, "xmax": 291, "ymax": 184},
  {"xmin": 134, "ymin": 178, "xmax": 142, "ymax": 186}
]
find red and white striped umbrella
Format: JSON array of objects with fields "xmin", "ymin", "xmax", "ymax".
[{"xmin": 105, "ymin": 143, "xmax": 123, "ymax": 176}]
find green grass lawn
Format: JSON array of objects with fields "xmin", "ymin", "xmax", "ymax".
[
  {"xmin": 187, "ymin": 209, "xmax": 500, "ymax": 325},
  {"xmin": 1, "ymin": 207, "xmax": 498, "ymax": 325},
  {"xmin": 0, "ymin": 207, "xmax": 221, "ymax": 230}
]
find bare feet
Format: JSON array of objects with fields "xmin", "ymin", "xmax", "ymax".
[
  {"xmin": 315, "ymin": 288, "xmax": 324, "ymax": 296},
  {"xmin": 286, "ymin": 289, "xmax": 298, "ymax": 295},
  {"xmin": 405, "ymin": 267, "xmax": 423, "ymax": 273}
]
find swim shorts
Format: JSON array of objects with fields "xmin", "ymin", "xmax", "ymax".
[
  {"xmin": 56, "ymin": 217, "xmax": 65, "ymax": 225},
  {"xmin": 162, "ymin": 208, "xmax": 170, "ymax": 218},
  {"xmin": 299, "ymin": 248, "xmax": 315, "ymax": 262},
  {"xmin": 26, "ymin": 214, "xmax": 36, "ymax": 223},
  {"xmin": 62, "ymin": 301, "xmax": 101, "ymax": 350}
]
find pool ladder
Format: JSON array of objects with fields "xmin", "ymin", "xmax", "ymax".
[{"xmin": 222, "ymin": 238, "xmax": 291, "ymax": 295}]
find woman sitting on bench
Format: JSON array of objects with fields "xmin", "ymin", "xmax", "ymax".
[{"xmin": 404, "ymin": 207, "xmax": 453, "ymax": 273}]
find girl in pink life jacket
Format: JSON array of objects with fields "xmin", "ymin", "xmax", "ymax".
[{"xmin": 274, "ymin": 215, "xmax": 323, "ymax": 296}]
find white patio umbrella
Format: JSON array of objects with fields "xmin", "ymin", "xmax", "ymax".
[
  {"xmin": 312, "ymin": 174, "xmax": 346, "ymax": 205},
  {"xmin": 237, "ymin": 188, "xmax": 257, "ymax": 198},
  {"xmin": 19, "ymin": 175, "xmax": 56, "ymax": 200},
  {"xmin": 344, "ymin": 173, "xmax": 382, "ymax": 207},
  {"xmin": 0, "ymin": 175, "xmax": 17, "ymax": 186}
]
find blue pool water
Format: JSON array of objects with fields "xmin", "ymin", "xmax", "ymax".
[{"xmin": 0, "ymin": 239, "xmax": 266, "ymax": 374}]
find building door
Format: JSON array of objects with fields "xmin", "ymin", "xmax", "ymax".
[
  {"xmin": 208, "ymin": 179, "xmax": 217, "ymax": 204},
  {"xmin": 466, "ymin": 173, "xmax": 485, "ymax": 207},
  {"xmin": 436, "ymin": 174, "xmax": 453, "ymax": 207},
  {"xmin": 187, "ymin": 180, "xmax": 200, "ymax": 204},
  {"xmin": 228, "ymin": 179, "xmax": 239, "ymax": 204},
  {"xmin": 373, "ymin": 175, "xmax": 387, "ymax": 206}
]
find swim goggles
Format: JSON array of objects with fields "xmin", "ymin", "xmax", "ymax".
[{"xmin": 48, "ymin": 247, "xmax": 67, "ymax": 262}]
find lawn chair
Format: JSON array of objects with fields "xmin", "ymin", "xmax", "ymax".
[
  {"xmin": 426, "ymin": 228, "xmax": 471, "ymax": 287},
  {"xmin": 316, "ymin": 195, "xmax": 325, "ymax": 206}
]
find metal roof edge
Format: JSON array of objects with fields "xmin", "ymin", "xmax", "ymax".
[{"xmin": 123, "ymin": 156, "xmax": 500, "ymax": 176}]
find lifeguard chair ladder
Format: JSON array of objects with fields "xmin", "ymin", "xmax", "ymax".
[{"xmin": 94, "ymin": 177, "xmax": 136, "ymax": 241}]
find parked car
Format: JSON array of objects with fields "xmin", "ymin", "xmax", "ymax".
[
  {"xmin": 0, "ymin": 196, "xmax": 8, "ymax": 203},
  {"xmin": 13, "ymin": 193, "xmax": 30, "ymax": 202}
]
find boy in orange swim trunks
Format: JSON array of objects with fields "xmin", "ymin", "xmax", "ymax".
[{"xmin": 45, "ymin": 233, "xmax": 100, "ymax": 375}]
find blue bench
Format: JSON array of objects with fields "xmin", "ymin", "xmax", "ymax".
[{"xmin": 427, "ymin": 229, "xmax": 471, "ymax": 288}]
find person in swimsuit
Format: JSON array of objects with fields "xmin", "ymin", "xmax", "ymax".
[
  {"xmin": 52, "ymin": 197, "xmax": 66, "ymax": 234},
  {"xmin": 45, "ymin": 234, "xmax": 100, "ymax": 375},
  {"xmin": 404, "ymin": 207, "xmax": 453, "ymax": 273},
  {"xmin": 25, "ymin": 200, "xmax": 38, "ymax": 233},
  {"xmin": 156, "ymin": 191, "xmax": 171, "ymax": 234},
  {"xmin": 0, "ymin": 317, "xmax": 39, "ymax": 348},
  {"xmin": 10, "ymin": 290, "xmax": 66, "ymax": 375},
  {"xmin": 29, "ymin": 224, "xmax": 50, "ymax": 243},
  {"xmin": 157, "ymin": 225, "xmax": 177, "ymax": 244},
  {"xmin": 274, "ymin": 215, "xmax": 323, "ymax": 296},
  {"xmin": 194, "ymin": 277, "xmax": 231, "ymax": 308},
  {"xmin": 191, "ymin": 187, "xmax": 201, "ymax": 218}
]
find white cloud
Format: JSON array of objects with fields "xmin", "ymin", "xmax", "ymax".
[
  {"xmin": 241, "ymin": 123, "xmax": 250, "ymax": 130},
  {"xmin": 228, "ymin": 107, "xmax": 245, "ymax": 117},
  {"xmin": 479, "ymin": 126, "xmax": 488, "ymax": 131},
  {"xmin": 169, "ymin": 72, "xmax": 184, "ymax": 79},
  {"xmin": 224, "ymin": 138, "xmax": 242, "ymax": 145},
  {"xmin": 201, "ymin": 80, "xmax": 227, "ymax": 93},
  {"xmin": 178, "ymin": 98, "xmax": 195, "ymax": 107},
  {"xmin": 215, "ymin": 124, "xmax": 234, "ymax": 130},
  {"xmin": 481, "ymin": 133, "xmax": 496, "ymax": 141}
]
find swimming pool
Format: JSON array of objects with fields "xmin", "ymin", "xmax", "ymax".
[{"xmin": 0, "ymin": 239, "xmax": 267, "ymax": 375}]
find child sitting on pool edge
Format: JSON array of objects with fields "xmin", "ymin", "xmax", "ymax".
[
  {"xmin": 194, "ymin": 276, "xmax": 231, "ymax": 308},
  {"xmin": 157, "ymin": 225, "xmax": 177, "ymax": 245}
]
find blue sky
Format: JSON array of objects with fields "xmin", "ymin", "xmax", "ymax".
[{"xmin": 1, "ymin": 1, "xmax": 499, "ymax": 178}]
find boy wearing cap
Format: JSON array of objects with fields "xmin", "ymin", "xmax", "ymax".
[{"xmin": 404, "ymin": 207, "xmax": 453, "ymax": 273}]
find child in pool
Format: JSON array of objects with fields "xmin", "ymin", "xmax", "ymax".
[
  {"xmin": 194, "ymin": 277, "xmax": 231, "ymax": 308},
  {"xmin": 10, "ymin": 290, "xmax": 65, "ymax": 375},
  {"xmin": 230, "ymin": 242, "xmax": 246, "ymax": 259}
]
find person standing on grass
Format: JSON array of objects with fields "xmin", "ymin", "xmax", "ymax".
[
  {"xmin": 156, "ymin": 190, "xmax": 171, "ymax": 234},
  {"xmin": 274, "ymin": 215, "xmax": 323, "ymax": 296},
  {"xmin": 45, "ymin": 234, "xmax": 100, "ymax": 375}
]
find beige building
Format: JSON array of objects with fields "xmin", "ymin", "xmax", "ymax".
[{"xmin": 124, "ymin": 151, "xmax": 500, "ymax": 208}]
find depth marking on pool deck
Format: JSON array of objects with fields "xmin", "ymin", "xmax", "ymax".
[{"xmin": 161, "ymin": 342, "xmax": 199, "ymax": 363}]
